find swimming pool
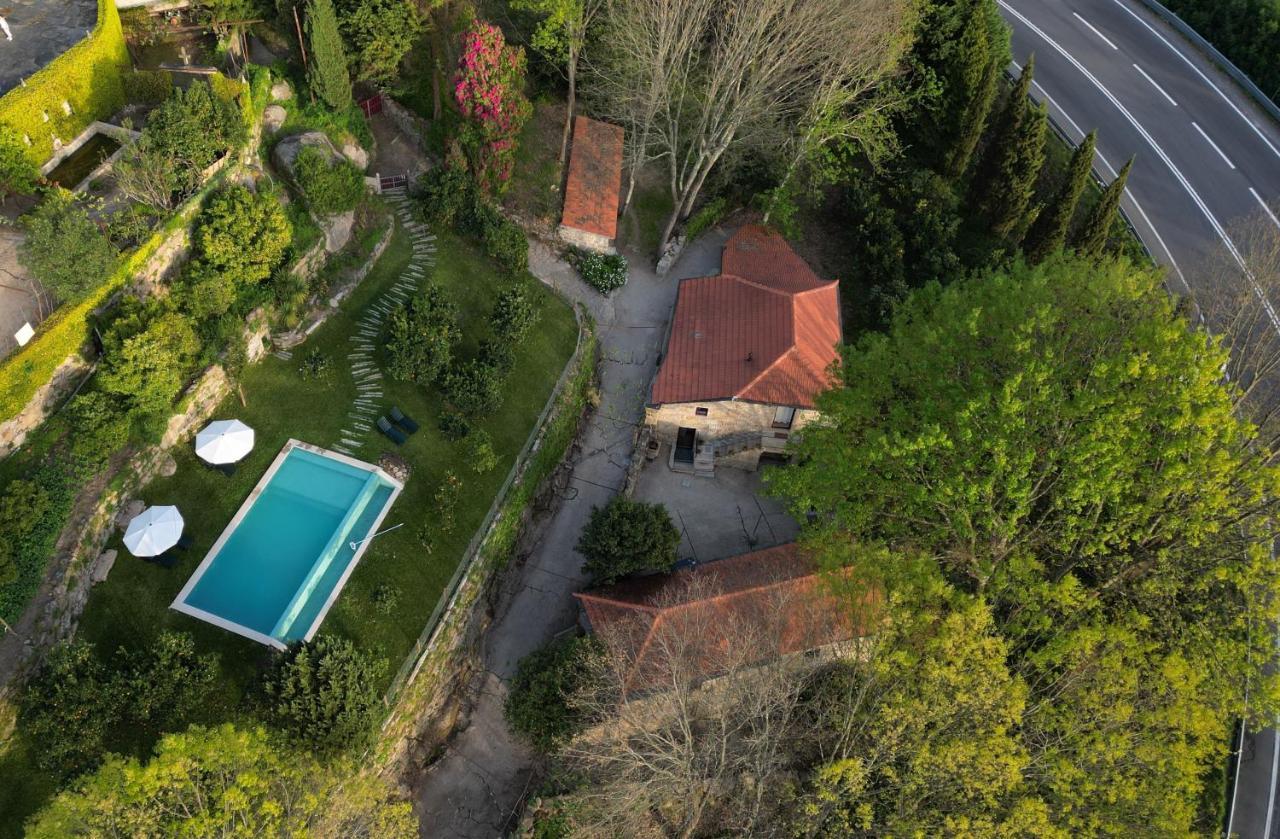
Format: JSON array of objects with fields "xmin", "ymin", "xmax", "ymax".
[{"xmin": 171, "ymin": 440, "xmax": 403, "ymax": 649}]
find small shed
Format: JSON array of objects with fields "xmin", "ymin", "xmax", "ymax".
[{"xmin": 559, "ymin": 115, "xmax": 624, "ymax": 254}]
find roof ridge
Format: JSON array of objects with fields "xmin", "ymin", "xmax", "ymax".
[
  {"xmin": 653, "ymin": 571, "xmax": 819, "ymax": 615},
  {"xmin": 575, "ymin": 591, "xmax": 663, "ymax": 614},
  {"xmin": 723, "ymin": 273, "xmax": 797, "ymax": 297}
]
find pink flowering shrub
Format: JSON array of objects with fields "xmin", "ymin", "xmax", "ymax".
[{"xmin": 453, "ymin": 22, "xmax": 532, "ymax": 196}]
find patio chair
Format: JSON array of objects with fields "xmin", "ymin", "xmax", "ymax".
[
  {"xmin": 390, "ymin": 406, "xmax": 419, "ymax": 434},
  {"xmin": 378, "ymin": 416, "xmax": 408, "ymax": 445}
]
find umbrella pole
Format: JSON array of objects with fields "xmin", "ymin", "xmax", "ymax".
[{"xmin": 349, "ymin": 522, "xmax": 404, "ymax": 551}]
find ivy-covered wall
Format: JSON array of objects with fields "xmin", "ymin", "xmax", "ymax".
[{"xmin": 0, "ymin": 0, "xmax": 130, "ymax": 166}]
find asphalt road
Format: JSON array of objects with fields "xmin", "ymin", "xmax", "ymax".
[{"xmin": 998, "ymin": 2, "xmax": 1280, "ymax": 836}]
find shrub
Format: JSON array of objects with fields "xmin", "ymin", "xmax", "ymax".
[
  {"xmin": 453, "ymin": 21, "xmax": 532, "ymax": 195},
  {"xmin": 417, "ymin": 163, "xmax": 476, "ymax": 228},
  {"xmin": 478, "ymin": 337, "xmax": 515, "ymax": 376},
  {"xmin": 465, "ymin": 429, "xmax": 498, "ymax": 474},
  {"xmin": 481, "ymin": 210, "xmax": 529, "ymax": 273},
  {"xmin": 146, "ymin": 80, "xmax": 245, "ymax": 193},
  {"xmin": 0, "ymin": 465, "xmax": 75, "ymax": 620},
  {"xmin": 0, "ymin": 125, "xmax": 38, "ymax": 202},
  {"xmin": 262, "ymin": 635, "xmax": 386, "ymax": 754},
  {"xmin": 445, "ymin": 358, "xmax": 504, "ymax": 416},
  {"xmin": 683, "ymin": 196, "xmax": 727, "ymax": 242},
  {"xmin": 334, "ymin": 0, "xmax": 418, "ymax": 84},
  {"xmin": 293, "ymin": 145, "xmax": 366, "ymax": 215},
  {"xmin": 114, "ymin": 631, "xmax": 219, "ymax": 735},
  {"xmin": 438, "ymin": 409, "xmax": 471, "ymax": 440},
  {"xmin": 573, "ymin": 250, "xmax": 628, "ymax": 295},
  {"xmin": 97, "ymin": 302, "xmax": 201, "ymax": 418},
  {"xmin": 385, "ymin": 283, "xmax": 459, "ymax": 384},
  {"xmin": 300, "ymin": 348, "xmax": 332, "ymax": 380},
  {"xmin": 576, "ymin": 497, "xmax": 681, "ymax": 584},
  {"xmin": 505, "ymin": 636, "xmax": 601, "ymax": 751},
  {"xmin": 371, "ymin": 582, "xmax": 400, "ymax": 615},
  {"xmin": 18, "ymin": 189, "xmax": 120, "ymax": 303},
  {"xmin": 194, "ymin": 184, "xmax": 292, "ymax": 286},
  {"xmin": 490, "ymin": 282, "xmax": 538, "ymax": 343},
  {"xmin": 175, "ymin": 260, "xmax": 238, "ymax": 320},
  {"xmin": 434, "ymin": 470, "xmax": 462, "ymax": 533},
  {"xmin": 122, "ymin": 69, "xmax": 173, "ymax": 106},
  {"xmin": 306, "ymin": 0, "xmax": 353, "ymax": 111},
  {"xmin": 64, "ymin": 391, "xmax": 130, "ymax": 473},
  {"xmin": 106, "ymin": 203, "xmax": 162, "ymax": 247}
]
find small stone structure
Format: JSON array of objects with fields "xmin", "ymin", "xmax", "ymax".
[
  {"xmin": 272, "ymin": 131, "xmax": 368, "ymax": 253},
  {"xmin": 558, "ymin": 116, "xmax": 624, "ymax": 254}
]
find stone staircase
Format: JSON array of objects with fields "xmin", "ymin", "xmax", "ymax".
[{"xmin": 693, "ymin": 430, "xmax": 765, "ymax": 474}]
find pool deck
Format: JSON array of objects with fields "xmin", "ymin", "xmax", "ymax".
[
  {"xmin": 0, "ymin": 0, "xmax": 98, "ymax": 98},
  {"xmin": 170, "ymin": 439, "xmax": 404, "ymax": 649}
]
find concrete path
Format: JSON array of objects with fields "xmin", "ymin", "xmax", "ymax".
[{"xmin": 413, "ymin": 231, "xmax": 730, "ymax": 837}]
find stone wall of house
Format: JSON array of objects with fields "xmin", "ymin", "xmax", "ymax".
[
  {"xmin": 558, "ymin": 224, "xmax": 615, "ymax": 255},
  {"xmin": 645, "ymin": 400, "xmax": 819, "ymax": 453}
]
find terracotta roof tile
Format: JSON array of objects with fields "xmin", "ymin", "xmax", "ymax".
[
  {"xmin": 651, "ymin": 226, "xmax": 841, "ymax": 408},
  {"xmin": 561, "ymin": 116, "xmax": 624, "ymax": 240},
  {"xmin": 575, "ymin": 544, "xmax": 869, "ymax": 692}
]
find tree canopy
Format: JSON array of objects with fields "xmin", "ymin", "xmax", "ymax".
[
  {"xmin": 576, "ymin": 497, "xmax": 681, "ymax": 584},
  {"xmin": 771, "ymin": 253, "xmax": 1280, "ymax": 833},
  {"xmin": 18, "ymin": 189, "xmax": 119, "ymax": 303}
]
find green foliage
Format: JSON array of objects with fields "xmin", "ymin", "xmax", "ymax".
[
  {"xmin": 97, "ymin": 299, "xmax": 201, "ymax": 418},
  {"xmin": 437, "ymin": 408, "xmax": 471, "ymax": 440},
  {"xmin": 942, "ymin": 0, "xmax": 1000, "ymax": 179},
  {"xmin": 371, "ymin": 582, "xmax": 400, "ymax": 615},
  {"xmin": 195, "ymin": 184, "xmax": 293, "ymax": 285},
  {"xmin": 416, "ymin": 161, "xmax": 528, "ymax": 272},
  {"xmin": 385, "ymin": 282, "xmax": 460, "ymax": 383},
  {"xmin": 1162, "ymin": 0, "xmax": 1280, "ymax": 101},
  {"xmin": 0, "ymin": 466, "xmax": 74, "ymax": 620},
  {"xmin": 293, "ymin": 145, "xmax": 366, "ymax": 215},
  {"xmin": 773, "ymin": 253, "xmax": 1280, "ymax": 833},
  {"xmin": 975, "ymin": 58, "xmax": 1047, "ymax": 242},
  {"xmin": 145, "ymin": 80, "xmax": 246, "ymax": 194},
  {"xmin": 445, "ymin": 358, "xmax": 505, "ymax": 416},
  {"xmin": 434, "ymin": 470, "xmax": 462, "ymax": 533},
  {"xmin": 334, "ymin": 0, "xmax": 418, "ymax": 83},
  {"xmin": 0, "ymin": 125, "xmax": 37, "ymax": 201},
  {"xmin": 576, "ymin": 497, "xmax": 680, "ymax": 584},
  {"xmin": 490, "ymin": 282, "xmax": 539, "ymax": 343},
  {"xmin": 63, "ymin": 391, "xmax": 130, "ymax": 472},
  {"xmin": 464, "ymin": 428, "xmax": 498, "ymax": 474},
  {"xmin": 299, "ymin": 347, "xmax": 333, "ymax": 380},
  {"xmin": 20, "ymin": 633, "xmax": 217, "ymax": 781},
  {"xmin": 506, "ymin": 635, "xmax": 600, "ymax": 751},
  {"xmin": 479, "ymin": 206, "xmax": 529, "ymax": 273},
  {"xmin": 0, "ymin": 0, "xmax": 129, "ymax": 166},
  {"xmin": 417, "ymin": 163, "xmax": 476, "ymax": 228},
  {"xmin": 306, "ymin": 0, "xmax": 354, "ymax": 111},
  {"xmin": 18, "ymin": 189, "xmax": 120, "ymax": 303},
  {"xmin": 121, "ymin": 70, "xmax": 173, "ymax": 106},
  {"xmin": 1073, "ymin": 155, "xmax": 1132, "ymax": 259},
  {"xmin": 262, "ymin": 636, "xmax": 386, "ymax": 754},
  {"xmin": 571, "ymin": 250, "xmax": 627, "ymax": 295},
  {"xmin": 26, "ymin": 724, "xmax": 417, "ymax": 839},
  {"xmin": 1026, "ymin": 130, "xmax": 1097, "ymax": 264},
  {"xmin": 682, "ymin": 197, "xmax": 728, "ymax": 243}
]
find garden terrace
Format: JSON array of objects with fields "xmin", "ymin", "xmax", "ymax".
[{"xmin": 0, "ymin": 212, "xmax": 578, "ymax": 833}]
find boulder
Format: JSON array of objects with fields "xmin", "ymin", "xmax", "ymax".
[
  {"xmin": 272, "ymin": 132, "xmax": 358, "ymax": 252},
  {"xmin": 117, "ymin": 499, "xmax": 145, "ymax": 531},
  {"xmin": 270, "ymin": 80, "xmax": 293, "ymax": 102},
  {"xmin": 263, "ymin": 104, "xmax": 287, "ymax": 133},
  {"xmin": 323, "ymin": 211, "xmax": 356, "ymax": 253},
  {"xmin": 91, "ymin": 550, "xmax": 117, "ymax": 584},
  {"xmin": 158, "ymin": 452, "xmax": 177, "ymax": 478},
  {"xmin": 341, "ymin": 142, "xmax": 369, "ymax": 171}
]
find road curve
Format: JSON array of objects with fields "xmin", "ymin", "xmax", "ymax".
[{"xmin": 997, "ymin": 2, "xmax": 1280, "ymax": 836}]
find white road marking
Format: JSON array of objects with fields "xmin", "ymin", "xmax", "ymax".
[
  {"xmin": 1108, "ymin": 0, "xmax": 1280, "ymax": 161},
  {"xmin": 1251, "ymin": 187, "xmax": 1280, "ymax": 231},
  {"xmin": 1133, "ymin": 63, "xmax": 1177, "ymax": 106},
  {"xmin": 1192, "ymin": 121, "xmax": 1236, "ymax": 169},
  {"xmin": 999, "ymin": 0, "xmax": 1280, "ymax": 331},
  {"xmin": 1073, "ymin": 11, "xmax": 1119, "ymax": 50}
]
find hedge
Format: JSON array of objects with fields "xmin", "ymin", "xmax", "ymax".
[{"xmin": 0, "ymin": 0, "xmax": 130, "ymax": 167}]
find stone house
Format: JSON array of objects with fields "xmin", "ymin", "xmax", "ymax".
[
  {"xmin": 645, "ymin": 225, "xmax": 841, "ymax": 473},
  {"xmin": 558, "ymin": 115, "xmax": 623, "ymax": 254}
]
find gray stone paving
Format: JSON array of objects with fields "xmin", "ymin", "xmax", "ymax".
[{"xmin": 0, "ymin": 0, "xmax": 98, "ymax": 97}]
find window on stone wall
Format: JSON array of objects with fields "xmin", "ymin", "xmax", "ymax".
[
  {"xmin": 772, "ymin": 406, "xmax": 795, "ymax": 429},
  {"xmin": 695, "ymin": 406, "xmax": 709, "ymax": 416}
]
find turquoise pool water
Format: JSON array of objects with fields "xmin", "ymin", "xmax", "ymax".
[{"xmin": 173, "ymin": 445, "xmax": 399, "ymax": 646}]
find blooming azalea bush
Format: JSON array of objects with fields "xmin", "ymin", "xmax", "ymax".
[{"xmin": 453, "ymin": 22, "xmax": 532, "ymax": 195}]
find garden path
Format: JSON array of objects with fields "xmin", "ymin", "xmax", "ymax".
[
  {"xmin": 413, "ymin": 231, "xmax": 733, "ymax": 837},
  {"xmin": 331, "ymin": 192, "xmax": 435, "ymax": 456}
]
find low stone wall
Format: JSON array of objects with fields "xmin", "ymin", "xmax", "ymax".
[
  {"xmin": 383, "ymin": 97, "xmax": 438, "ymax": 172},
  {"xmin": 0, "ymin": 356, "xmax": 91, "ymax": 458},
  {"xmin": 558, "ymin": 224, "xmax": 615, "ymax": 255}
]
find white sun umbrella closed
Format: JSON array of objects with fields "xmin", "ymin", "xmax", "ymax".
[
  {"xmin": 195, "ymin": 419, "xmax": 255, "ymax": 465},
  {"xmin": 123, "ymin": 505, "xmax": 185, "ymax": 557}
]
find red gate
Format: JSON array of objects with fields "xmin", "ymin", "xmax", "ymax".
[{"xmin": 358, "ymin": 93, "xmax": 383, "ymax": 118}]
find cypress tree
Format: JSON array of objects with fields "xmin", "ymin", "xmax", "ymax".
[
  {"xmin": 1025, "ymin": 129, "xmax": 1097, "ymax": 263},
  {"xmin": 981, "ymin": 98, "xmax": 1047, "ymax": 242},
  {"xmin": 306, "ymin": 0, "xmax": 352, "ymax": 111},
  {"xmin": 1074, "ymin": 156, "xmax": 1133, "ymax": 258},
  {"xmin": 943, "ymin": 0, "xmax": 1000, "ymax": 180}
]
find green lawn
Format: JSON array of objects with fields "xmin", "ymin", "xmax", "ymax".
[{"xmin": 0, "ymin": 213, "xmax": 577, "ymax": 833}]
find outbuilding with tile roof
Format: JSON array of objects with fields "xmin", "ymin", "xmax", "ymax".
[{"xmin": 559, "ymin": 115, "xmax": 624, "ymax": 254}]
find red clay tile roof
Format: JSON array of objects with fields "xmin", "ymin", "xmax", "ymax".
[
  {"xmin": 650, "ymin": 226, "xmax": 841, "ymax": 409},
  {"xmin": 575, "ymin": 544, "xmax": 866, "ymax": 692},
  {"xmin": 560, "ymin": 116, "xmax": 624, "ymax": 240}
]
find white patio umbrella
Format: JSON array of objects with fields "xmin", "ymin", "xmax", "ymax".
[
  {"xmin": 195, "ymin": 419, "xmax": 255, "ymax": 465},
  {"xmin": 123, "ymin": 505, "xmax": 185, "ymax": 557}
]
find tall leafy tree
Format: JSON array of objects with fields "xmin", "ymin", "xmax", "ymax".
[
  {"xmin": 306, "ymin": 0, "xmax": 353, "ymax": 110},
  {"xmin": 771, "ymin": 254, "xmax": 1280, "ymax": 832},
  {"xmin": 976, "ymin": 57, "xmax": 1047, "ymax": 241},
  {"xmin": 1025, "ymin": 129, "xmax": 1096, "ymax": 263},
  {"xmin": 334, "ymin": 0, "xmax": 418, "ymax": 84},
  {"xmin": 1073, "ymin": 155, "xmax": 1132, "ymax": 258},
  {"xmin": 18, "ymin": 189, "xmax": 119, "ymax": 303},
  {"xmin": 513, "ymin": 0, "xmax": 605, "ymax": 163},
  {"xmin": 942, "ymin": 0, "xmax": 1000, "ymax": 179}
]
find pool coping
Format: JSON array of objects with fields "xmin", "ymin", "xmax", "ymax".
[{"xmin": 170, "ymin": 438, "xmax": 404, "ymax": 650}]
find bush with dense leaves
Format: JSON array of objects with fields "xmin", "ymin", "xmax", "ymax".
[
  {"xmin": 334, "ymin": 0, "xmax": 418, "ymax": 84},
  {"xmin": 576, "ymin": 497, "xmax": 681, "ymax": 584},
  {"xmin": 438, "ymin": 409, "xmax": 471, "ymax": 440},
  {"xmin": 490, "ymin": 282, "xmax": 538, "ymax": 343},
  {"xmin": 145, "ymin": 80, "xmax": 245, "ymax": 193},
  {"xmin": 573, "ymin": 250, "xmax": 628, "ymax": 295},
  {"xmin": 18, "ymin": 189, "xmax": 120, "ymax": 303},
  {"xmin": 194, "ymin": 184, "xmax": 293, "ymax": 286},
  {"xmin": 0, "ymin": 124, "xmax": 37, "ymax": 202},
  {"xmin": 20, "ymin": 633, "xmax": 218, "ymax": 781},
  {"xmin": 97, "ymin": 299, "xmax": 202, "ymax": 419},
  {"xmin": 385, "ymin": 283, "xmax": 459, "ymax": 384},
  {"xmin": 293, "ymin": 145, "xmax": 366, "ymax": 215},
  {"xmin": 465, "ymin": 429, "xmax": 499, "ymax": 474},
  {"xmin": 416, "ymin": 163, "xmax": 527, "ymax": 272},
  {"xmin": 505, "ymin": 635, "xmax": 601, "ymax": 752},
  {"xmin": 480, "ymin": 209, "xmax": 529, "ymax": 273},
  {"xmin": 122, "ymin": 69, "xmax": 173, "ymax": 106},
  {"xmin": 445, "ymin": 358, "xmax": 505, "ymax": 416},
  {"xmin": 261, "ymin": 635, "xmax": 386, "ymax": 754},
  {"xmin": 417, "ymin": 163, "xmax": 476, "ymax": 228}
]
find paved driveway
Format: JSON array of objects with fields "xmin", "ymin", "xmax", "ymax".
[{"xmin": 414, "ymin": 231, "xmax": 731, "ymax": 837}]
